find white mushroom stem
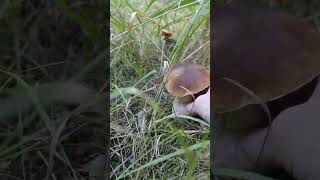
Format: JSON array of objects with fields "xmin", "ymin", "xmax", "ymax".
[{"xmin": 173, "ymin": 97, "xmax": 196, "ymax": 116}]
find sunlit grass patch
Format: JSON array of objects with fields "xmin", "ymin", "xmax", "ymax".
[{"xmin": 110, "ymin": 0, "xmax": 210, "ymax": 179}]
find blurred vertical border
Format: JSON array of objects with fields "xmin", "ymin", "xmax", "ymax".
[{"xmin": 0, "ymin": 0, "xmax": 109, "ymax": 179}]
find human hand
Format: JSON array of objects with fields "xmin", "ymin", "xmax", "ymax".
[
  {"xmin": 213, "ymin": 88, "xmax": 320, "ymax": 180},
  {"xmin": 173, "ymin": 88, "xmax": 210, "ymax": 122}
]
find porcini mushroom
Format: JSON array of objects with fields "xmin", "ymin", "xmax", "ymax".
[
  {"xmin": 161, "ymin": 29, "xmax": 174, "ymax": 39},
  {"xmin": 213, "ymin": 0, "xmax": 320, "ymax": 114},
  {"xmin": 164, "ymin": 63, "xmax": 210, "ymax": 104},
  {"xmin": 212, "ymin": 0, "xmax": 320, "ymax": 133}
]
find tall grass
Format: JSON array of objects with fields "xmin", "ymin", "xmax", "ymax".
[{"xmin": 110, "ymin": 0, "xmax": 210, "ymax": 179}]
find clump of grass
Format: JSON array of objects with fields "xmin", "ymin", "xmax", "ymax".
[{"xmin": 110, "ymin": 0, "xmax": 210, "ymax": 179}]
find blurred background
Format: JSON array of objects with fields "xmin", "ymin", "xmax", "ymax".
[
  {"xmin": 212, "ymin": 0, "xmax": 320, "ymax": 179},
  {"xmin": 0, "ymin": 0, "xmax": 106, "ymax": 179}
]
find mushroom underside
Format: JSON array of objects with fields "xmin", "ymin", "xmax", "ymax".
[{"xmin": 215, "ymin": 76, "xmax": 318, "ymax": 134}]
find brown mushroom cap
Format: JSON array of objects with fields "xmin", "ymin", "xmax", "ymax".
[
  {"xmin": 161, "ymin": 29, "xmax": 173, "ymax": 38},
  {"xmin": 213, "ymin": 1, "xmax": 320, "ymax": 113},
  {"xmin": 164, "ymin": 63, "xmax": 210, "ymax": 97}
]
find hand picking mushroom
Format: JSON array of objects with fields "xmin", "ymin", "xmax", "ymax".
[
  {"xmin": 214, "ymin": 0, "xmax": 320, "ymax": 114},
  {"xmin": 164, "ymin": 63, "xmax": 210, "ymax": 120},
  {"xmin": 173, "ymin": 88, "xmax": 210, "ymax": 123},
  {"xmin": 214, "ymin": 81, "xmax": 320, "ymax": 180}
]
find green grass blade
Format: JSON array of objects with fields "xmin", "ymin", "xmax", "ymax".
[
  {"xmin": 116, "ymin": 141, "xmax": 209, "ymax": 179},
  {"xmin": 150, "ymin": 0, "xmax": 200, "ymax": 18}
]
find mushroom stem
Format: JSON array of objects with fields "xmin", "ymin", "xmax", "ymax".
[
  {"xmin": 178, "ymin": 95, "xmax": 194, "ymax": 104},
  {"xmin": 173, "ymin": 97, "xmax": 196, "ymax": 116}
]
